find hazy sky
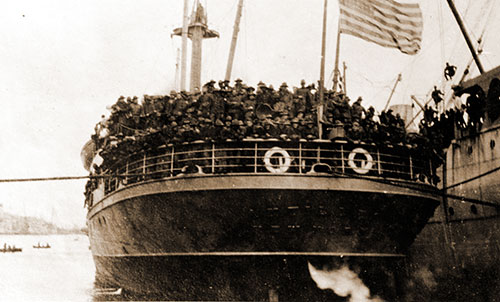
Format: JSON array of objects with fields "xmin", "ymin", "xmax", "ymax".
[{"xmin": 0, "ymin": 0, "xmax": 498, "ymax": 227}]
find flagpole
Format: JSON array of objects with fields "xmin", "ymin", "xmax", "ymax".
[
  {"xmin": 318, "ymin": 0, "xmax": 328, "ymax": 139},
  {"xmin": 332, "ymin": 18, "xmax": 341, "ymax": 92}
]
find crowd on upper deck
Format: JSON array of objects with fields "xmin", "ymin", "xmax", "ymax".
[{"xmin": 90, "ymin": 79, "xmax": 418, "ymax": 169}]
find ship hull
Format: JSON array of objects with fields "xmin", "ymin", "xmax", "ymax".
[{"xmin": 87, "ymin": 174, "xmax": 439, "ymax": 299}]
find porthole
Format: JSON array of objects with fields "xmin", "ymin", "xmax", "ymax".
[
  {"xmin": 468, "ymin": 146, "xmax": 473, "ymax": 154},
  {"xmin": 448, "ymin": 207, "xmax": 455, "ymax": 216},
  {"xmin": 490, "ymin": 140, "xmax": 495, "ymax": 149},
  {"xmin": 470, "ymin": 205, "xmax": 478, "ymax": 214}
]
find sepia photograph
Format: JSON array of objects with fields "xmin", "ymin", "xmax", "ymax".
[{"xmin": 0, "ymin": 0, "xmax": 499, "ymax": 301}]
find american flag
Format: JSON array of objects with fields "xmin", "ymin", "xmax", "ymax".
[{"xmin": 338, "ymin": 0, "xmax": 423, "ymax": 55}]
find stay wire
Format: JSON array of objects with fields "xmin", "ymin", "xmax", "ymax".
[{"xmin": 1, "ymin": 169, "xmax": 499, "ymax": 210}]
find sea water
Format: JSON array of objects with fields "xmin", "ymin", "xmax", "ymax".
[{"xmin": 0, "ymin": 234, "xmax": 94, "ymax": 301}]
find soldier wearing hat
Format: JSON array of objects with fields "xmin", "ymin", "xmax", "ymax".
[{"xmin": 351, "ymin": 96, "xmax": 365, "ymax": 124}]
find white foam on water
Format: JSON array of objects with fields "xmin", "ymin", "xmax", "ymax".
[{"xmin": 308, "ymin": 262, "xmax": 385, "ymax": 302}]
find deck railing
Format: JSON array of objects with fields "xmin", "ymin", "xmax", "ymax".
[{"xmin": 100, "ymin": 140, "xmax": 433, "ymax": 195}]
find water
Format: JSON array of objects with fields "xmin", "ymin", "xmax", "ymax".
[{"xmin": 0, "ymin": 234, "xmax": 95, "ymax": 301}]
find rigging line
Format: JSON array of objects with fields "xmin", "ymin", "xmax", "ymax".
[
  {"xmin": 331, "ymin": 171, "xmax": 500, "ymax": 209},
  {"xmin": 444, "ymin": 165, "xmax": 500, "ymax": 190},
  {"xmin": 437, "ymin": 0, "xmax": 445, "ymax": 76},
  {"xmin": 0, "ymin": 173, "xmax": 159, "ymax": 183}
]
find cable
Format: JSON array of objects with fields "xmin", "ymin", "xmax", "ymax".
[{"xmin": 444, "ymin": 165, "xmax": 500, "ymax": 190}]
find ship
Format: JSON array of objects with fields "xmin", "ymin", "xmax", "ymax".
[
  {"xmin": 79, "ymin": 0, "xmax": 500, "ymax": 300},
  {"xmin": 407, "ymin": 66, "xmax": 500, "ymax": 300}
]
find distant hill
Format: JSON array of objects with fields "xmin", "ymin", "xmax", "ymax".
[{"xmin": 0, "ymin": 211, "xmax": 83, "ymax": 235}]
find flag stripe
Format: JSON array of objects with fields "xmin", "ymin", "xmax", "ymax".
[
  {"xmin": 340, "ymin": 23, "xmax": 420, "ymax": 55},
  {"xmin": 340, "ymin": 18, "xmax": 421, "ymax": 48},
  {"xmin": 339, "ymin": 1, "xmax": 422, "ymax": 27},
  {"xmin": 340, "ymin": 6, "xmax": 422, "ymax": 39},
  {"xmin": 338, "ymin": 0, "xmax": 423, "ymax": 55},
  {"xmin": 369, "ymin": 0, "xmax": 422, "ymax": 18}
]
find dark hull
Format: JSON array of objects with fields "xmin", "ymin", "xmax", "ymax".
[
  {"xmin": 406, "ymin": 126, "xmax": 500, "ymax": 301},
  {"xmin": 87, "ymin": 174, "xmax": 439, "ymax": 298}
]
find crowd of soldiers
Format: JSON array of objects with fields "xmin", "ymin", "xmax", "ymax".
[
  {"xmin": 91, "ymin": 79, "xmax": 415, "ymax": 168},
  {"xmin": 84, "ymin": 79, "xmax": 459, "ymax": 204}
]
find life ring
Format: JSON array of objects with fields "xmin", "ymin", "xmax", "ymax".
[
  {"xmin": 264, "ymin": 147, "xmax": 291, "ymax": 173},
  {"xmin": 347, "ymin": 148, "xmax": 373, "ymax": 174}
]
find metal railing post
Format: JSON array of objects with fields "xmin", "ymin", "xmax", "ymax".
[
  {"xmin": 341, "ymin": 144, "xmax": 345, "ymax": 173},
  {"xmin": 254, "ymin": 142, "xmax": 258, "ymax": 173},
  {"xmin": 125, "ymin": 161, "xmax": 129, "ymax": 184},
  {"xmin": 212, "ymin": 143, "xmax": 215, "ymax": 173},
  {"xmin": 377, "ymin": 149, "xmax": 382, "ymax": 175},
  {"xmin": 142, "ymin": 153, "xmax": 146, "ymax": 180},
  {"xmin": 299, "ymin": 142, "xmax": 302, "ymax": 174},
  {"xmin": 170, "ymin": 146, "xmax": 175, "ymax": 174},
  {"xmin": 409, "ymin": 155, "xmax": 413, "ymax": 180}
]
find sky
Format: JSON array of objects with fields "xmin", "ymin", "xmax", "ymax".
[{"xmin": 0, "ymin": 0, "xmax": 498, "ymax": 228}]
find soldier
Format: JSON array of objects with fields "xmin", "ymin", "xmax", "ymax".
[
  {"xmin": 431, "ymin": 86, "xmax": 444, "ymax": 106},
  {"xmin": 211, "ymin": 93, "xmax": 226, "ymax": 120},
  {"xmin": 444, "ymin": 62, "xmax": 457, "ymax": 80},
  {"xmin": 351, "ymin": 97, "xmax": 365, "ymax": 123},
  {"xmin": 234, "ymin": 78, "xmax": 244, "ymax": 94}
]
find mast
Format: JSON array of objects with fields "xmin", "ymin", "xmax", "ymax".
[
  {"xmin": 180, "ymin": 0, "xmax": 189, "ymax": 91},
  {"xmin": 173, "ymin": 2, "xmax": 219, "ymax": 92},
  {"xmin": 332, "ymin": 19, "xmax": 341, "ymax": 92},
  {"xmin": 446, "ymin": 0, "xmax": 484, "ymax": 74},
  {"xmin": 318, "ymin": 0, "xmax": 328, "ymax": 139},
  {"xmin": 225, "ymin": 0, "xmax": 244, "ymax": 81},
  {"xmin": 383, "ymin": 73, "xmax": 402, "ymax": 112},
  {"xmin": 342, "ymin": 61, "xmax": 347, "ymax": 94}
]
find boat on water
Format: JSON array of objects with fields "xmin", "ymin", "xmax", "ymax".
[
  {"xmin": 0, "ymin": 245, "xmax": 22, "ymax": 253},
  {"xmin": 81, "ymin": 1, "xmax": 445, "ymax": 300},
  {"xmin": 33, "ymin": 242, "xmax": 51, "ymax": 249}
]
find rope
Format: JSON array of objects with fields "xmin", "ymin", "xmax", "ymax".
[
  {"xmin": 331, "ymin": 171, "xmax": 500, "ymax": 209},
  {"xmin": 2, "ymin": 171, "xmax": 498, "ymax": 209},
  {"xmin": 444, "ymin": 165, "xmax": 500, "ymax": 190},
  {"xmin": 0, "ymin": 174, "xmax": 148, "ymax": 183}
]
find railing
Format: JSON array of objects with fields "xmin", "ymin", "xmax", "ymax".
[{"xmin": 100, "ymin": 140, "xmax": 433, "ymax": 195}]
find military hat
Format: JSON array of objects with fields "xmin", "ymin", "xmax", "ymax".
[
  {"xmin": 257, "ymin": 81, "xmax": 266, "ymax": 87},
  {"xmin": 225, "ymin": 115, "xmax": 232, "ymax": 121},
  {"xmin": 118, "ymin": 96, "xmax": 125, "ymax": 100},
  {"xmin": 171, "ymin": 121, "xmax": 178, "ymax": 127},
  {"xmin": 291, "ymin": 118, "xmax": 299, "ymax": 123},
  {"xmin": 356, "ymin": 97, "xmax": 363, "ymax": 102},
  {"xmin": 280, "ymin": 82, "xmax": 288, "ymax": 87},
  {"xmin": 247, "ymin": 87, "xmax": 255, "ymax": 92},
  {"xmin": 238, "ymin": 120, "xmax": 244, "ymax": 126},
  {"xmin": 215, "ymin": 119, "xmax": 224, "ymax": 126},
  {"xmin": 284, "ymin": 120, "xmax": 291, "ymax": 125},
  {"xmin": 231, "ymin": 119, "xmax": 240, "ymax": 126},
  {"xmin": 183, "ymin": 119, "xmax": 190, "ymax": 124},
  {"xmin": 235, "ymin": 78, "xmax": 243, "ymax": 83}
]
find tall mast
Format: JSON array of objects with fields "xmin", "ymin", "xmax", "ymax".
[
  {"xmin": 446, "ymin": 0, "xmax": 484, "ymax": 74},
  {"xmin": 332, "ymin": 19, "xmax": 341, "ymax": 92},
  {"xmin": 383, "ymin": 74, "xmax": 402, "ymax": 112},
  {"xmin": 225, "ymin": 0, "xmax": 244, "ymax": 81},
  {"xmin": 173, "ymin": 2, "xmax": 219, "ymax": 92},
  {"xmin": 318, "ymin": 0, "xmax": 328, "ymax": 139},
  {"xmin": 180, "ymin": 0, "xmax": 189, "ymax": 91}
]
